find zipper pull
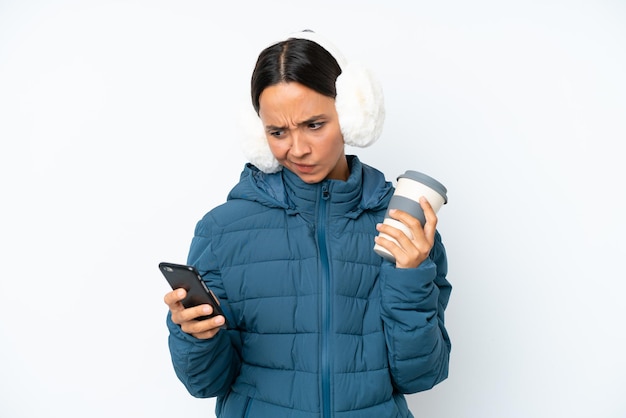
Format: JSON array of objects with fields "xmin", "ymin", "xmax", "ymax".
[{"xmin": 322, "ymin": 184, "xmax": 330, "ymax": 200}]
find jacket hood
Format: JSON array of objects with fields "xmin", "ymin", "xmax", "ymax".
[{"xmin": 227, "ymin": 156, "xmax": 393, "ymax": 218}]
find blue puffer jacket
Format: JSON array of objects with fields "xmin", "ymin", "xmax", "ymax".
[{"xmin": 167, "ymin": 156, "xmax": 452, "ymax": 418}]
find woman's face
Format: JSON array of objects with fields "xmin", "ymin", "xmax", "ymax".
[{"xmin": 258, "ymin": 82, "xmax": 348, "ymax": 183}]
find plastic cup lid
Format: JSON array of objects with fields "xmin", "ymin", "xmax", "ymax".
[{"xmin": 398, "ymin": 170, "xmax": 448, "ymax": 203}]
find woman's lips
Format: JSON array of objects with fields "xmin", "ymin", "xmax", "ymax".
[{"xmin": 292, "ymin": 163, "xmax": 315, "ymax": 174}]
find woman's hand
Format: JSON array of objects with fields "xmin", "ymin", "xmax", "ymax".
[
  {"xmin": 374, "ymin": 197, "xmax": 438, "ymax": 269},
  {"xmin": 164, "ymin": 288, "xmax": 226, "ymax": 339}
]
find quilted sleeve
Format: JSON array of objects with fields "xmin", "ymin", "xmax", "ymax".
[
  {"xmin": 379, "ymin": 231, "xmax": 452, "ymax": 394},
  {"xmin": 165, "ymin": 215, "xmax": 242, "ymax": 398}
]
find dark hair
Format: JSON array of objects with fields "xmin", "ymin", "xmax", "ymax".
[{"xmin": 250, "ymin": 37, "xmax": 342, "ymax": 114}]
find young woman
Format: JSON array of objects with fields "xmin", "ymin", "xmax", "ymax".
[{"xmin": 164, "ymin": 30, "xmax": 452, "ymax": 418}]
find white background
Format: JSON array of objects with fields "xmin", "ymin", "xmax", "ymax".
[{"xmin": 1, "ymin": 1, "xmax": 625, "ymax": 417}]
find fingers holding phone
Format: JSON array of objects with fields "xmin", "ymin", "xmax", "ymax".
[
  {"xmin": 160, "ymin": 262, "xmax": 229, "ymax": 340},
  {"xmin": 164, "ymin": 288, "xmax": 226, "ymax": 339}
]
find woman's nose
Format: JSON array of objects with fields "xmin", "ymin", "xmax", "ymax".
[{"xmin": 289, "ymin": 131, "xmax": 310, "ymax": 157}]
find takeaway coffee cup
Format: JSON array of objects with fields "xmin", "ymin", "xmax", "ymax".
[{"xmin": 374, "ymin": 170, "xmax": 448, "ymax": 262}]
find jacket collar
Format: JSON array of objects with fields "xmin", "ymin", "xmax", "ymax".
[{"xmin": 228, "ymin": 156, "xmax": 393, "ymax": 219}]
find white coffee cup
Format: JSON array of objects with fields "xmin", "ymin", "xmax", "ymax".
[{"xmin": 374, "ymin": 170, "xmax": 448, "ymax": 262}]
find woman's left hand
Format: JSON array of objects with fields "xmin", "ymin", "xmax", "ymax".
[{"xmin": 374, "ymin": 197, "xmax": 438, "ymax": 269}]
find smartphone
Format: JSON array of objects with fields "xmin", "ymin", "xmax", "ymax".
[{"xmin": 159, "ymin": 261, "xmax": 227, "ymax": 326}]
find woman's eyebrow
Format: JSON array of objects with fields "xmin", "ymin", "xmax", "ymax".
[
  {"xmin": 299, "ymin": 114, "xmax": 326, "ymax": 125},
  {"xmin": 264, "ymin": 123, "xmax": 285, "ymax": 131},
  {"xmin": 265, "ymin": 114, "xmax": 327, "ymax": 131}
]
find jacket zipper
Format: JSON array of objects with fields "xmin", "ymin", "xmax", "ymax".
[{"xmin": 318, "ymin": 183, "xmax": 332, "ymax": 418}]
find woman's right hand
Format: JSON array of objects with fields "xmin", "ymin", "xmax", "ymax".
[{"xmin": 164, "ymin": 288, "xmax": 226, "ymax": 339}]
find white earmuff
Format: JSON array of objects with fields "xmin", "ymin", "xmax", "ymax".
[{"xmin": 240, "ymin": 30, "xmax": 385, "ymax": 173}]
